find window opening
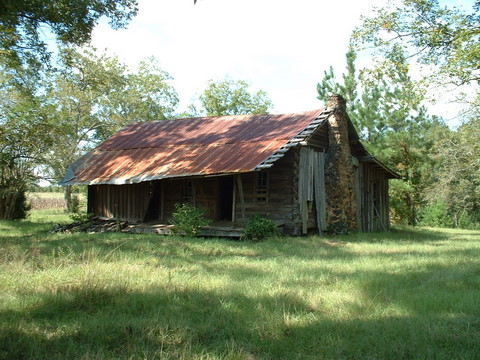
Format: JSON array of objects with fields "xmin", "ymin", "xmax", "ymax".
[
  {"xmin": 182, "ymin": 179, "xmax": 193, "ymax": 204},
  {"xmin": 255, "ymin": 171, "xmax": 268, "ymax": 203}
]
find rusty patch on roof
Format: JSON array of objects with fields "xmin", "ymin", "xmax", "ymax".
[{"xmin": 61, "ymin": 110, "xmax": 326, "ymax": 185}]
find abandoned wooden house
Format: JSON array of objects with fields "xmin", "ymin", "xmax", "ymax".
[{"xmin": 60, "ymin": 95, "xmax": 399, "ymax": 236}]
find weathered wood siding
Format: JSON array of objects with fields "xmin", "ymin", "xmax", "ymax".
[
  {"xmin": 297, "ymin": 147, "xmax": 327, "ymax": 235},
  {"xmin": 294, "ymin": 124, "xmax": 329, "ymax": 235},
  {"xmin": 162, "ymin": 177, "xmax": 219, "ymax": 221},
  {"xmin": 307, "ymin": 123, "xmax": 329, "ymax": 150},
  {"xmin": 232, "ymin": 149, "xmax": 299, "ymax": 234},
  {"xmin": 87, "ymin": 131, "xmax": 392, "ymax": 235},
  {"xmin": 357, "ymin": 162, "xmax": 390, "ymax": 232},
  {"xmin": 88, "ymin": 182, "xmax": 151, "ymax": 222},
  {"xmin": 89, "ymin": 178, "xmax": 220, "ymax": 222}
]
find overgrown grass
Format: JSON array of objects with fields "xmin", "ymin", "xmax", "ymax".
[{"xmin": 1, "ymin": 212, "xmax": 480, "ymax": 359}]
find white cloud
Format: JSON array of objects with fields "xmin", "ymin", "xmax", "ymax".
[{"xmin": 91, "ymin": 0, "xmax": 389, "ymax": 114}]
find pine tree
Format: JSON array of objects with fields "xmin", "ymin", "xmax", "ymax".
[{"xmin": 317, "ymin": 44, "xmax": 445, "ymax": 225}]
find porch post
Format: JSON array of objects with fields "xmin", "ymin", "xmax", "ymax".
[{"xmin": 236, "ymin": 174, "xmax": 246, "ymax": 224}]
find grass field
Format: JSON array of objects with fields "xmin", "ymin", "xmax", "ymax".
[{"xmin": 1, "ymin": 210, "xmax": 480, "ymax": 359}]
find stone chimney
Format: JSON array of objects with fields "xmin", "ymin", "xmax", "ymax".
[{"xmin": 324, "ymin": 94, "xmax": 357, "ymax": 233}]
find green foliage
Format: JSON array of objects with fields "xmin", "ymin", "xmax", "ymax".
[
  {"xmin": 457, "ymin": 210, "xmax": 479, "ymax": 230},
  {"xmin": 68, "ymin": 191, "xmax": 92, "ymax": 226},
  {"xmin": 197, "ymin": 77, "xmax": 273, "ymax": 116},
  {"xmin": 243, "ymin": 214, "xmax": 280, "ymax": 242},
  {"xmin": 68, "ymin": 194, "xmax": 81, "ymax": 214},
  {"xmin": 0, "ymin": 0, "xmax": 138, "ymax": 72},
  {"xmin": 1, "ymin": 46, "xmax": 178, "ymax": 218},
  {"xmin": 345, "ymin": 0, "xmax": 480, "ymax": 228},
  {"xmin": 42, "ymin": 47, "xmax": 178, "ymax": 184},
  {"xmin": 170, "ymin": 203, "xmax": 212, "ymax": 237},
  {"xmin": 353, "ymin": 0, "xmax": 480, "ymax": 87},
  {"xmin": 317, "ymin": 44, "xmax": 445, "ymax": 225},
  {"xmin": 69, "ymin": 211, "xmax": 94, "ymax": 224},
  {"xmin": 317, "ymin": 43, "xmax": 358, "ymax": 114},
  {"xmin": 352, "ymin": 0, "xmax": 480, "ymax": 124},
  {"xmin": 3, "ymin": 188, "xmax": 32, "ymax": 220},
  {"xmin": 419, "ymin": 200, "xmax": 455, "ymax": 228},
  {"xmin": 0, "ymin": 67, "xmax": 54, "ymax": 219},
  {"xmin": 426, "ymin": 117, "xmax": 480, "ymax": 229}
]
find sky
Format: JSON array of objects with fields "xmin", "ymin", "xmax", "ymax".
[{"xmin": 90, "ymin": 0, "xmax": 473, "ymax": 124}]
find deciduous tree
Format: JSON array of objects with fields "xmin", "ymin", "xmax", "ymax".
[
  {"xmin": 45, "ymin": 48, "xmax": 178, "ymax": 208},
  {"xmin": 426, "ymin": 117, "xmax": 480, "ymax": 228},
  {"xmin": 352, "ymin": 0, "xmax": 480, "ymax": 110},
  {"xmin": 197, "ymin": 77, "xmax": 273, "ymax": 116},
  {"xmin": 0, "ymin": 0, "xmax": 138, "ymax": 71},
  {"xmin": 0, "ymin": 69, "xmax": 53, "ymax": 219}
]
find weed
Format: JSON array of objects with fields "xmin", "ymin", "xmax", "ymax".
[
  {"xmin": 170, "ymin": 203, "xmax": 211, "ymax": 237},
  {"xmin": 243, "ymin": 213, "xmax": 280, "ymax": 241},
  {"xmin": 1, "ymin": 213, "xmax": 480, "ymax": 359}
]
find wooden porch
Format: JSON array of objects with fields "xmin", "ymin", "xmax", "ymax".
[{"xmin": 124, "ymin": 220, "xmax": 245, "ymax": 238}]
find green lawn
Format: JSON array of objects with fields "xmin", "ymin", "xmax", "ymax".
[{"xmin": 1, "ymin": 210, "xmax": 480, "ymax": 359}]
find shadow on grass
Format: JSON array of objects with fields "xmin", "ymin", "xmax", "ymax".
[
  {"xmin": 343, "ymin": 226, "xmax": 453, "ymax": 243},
  {"xmin": 1, "ymin": 273, "xmax": 480, "ymax": 360},
  {"xmin": 2, "ymin": 222, "xmax": 480, "ymax": 358}
]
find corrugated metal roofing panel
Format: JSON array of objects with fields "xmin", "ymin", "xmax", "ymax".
[
  {"xmin": 61, "ymin": 109, "xmax": 326, "ymax": 185},
  {"xmin": 67, "ymin": 140, "xmax": 290, "ymax": 185},
  {"xmin": 97, "ymin": 110, "xmax": 323, "ymax": 150}
]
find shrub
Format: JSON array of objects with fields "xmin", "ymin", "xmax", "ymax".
[
  {"xmin": 419, "ymin": 200, "xmax": 454, "ymax": 228},
  {"xmin": 11, "ymin": 189, "xmax": 31, "ymax": 220},
  {"xmin": 68, "ymin": 194, "xmax": 81, "ymax": 213},
  {"xmin": 0, "ymin": 188, "xmax": 31, "ymax": 220},
  {"xmin": 170, "ymin": 203, "xmax": 211, "ymax": 237},
  {"xmin": 69, "ymin": 212, "xmax": 94, "ymax": 223},
  {"xmin": 457, "ymin": 210, "xmax": 480, "ymax": 230},
  {"xmin": 243, "ymin": 214, "xmax": 280, "ymax": 242}
]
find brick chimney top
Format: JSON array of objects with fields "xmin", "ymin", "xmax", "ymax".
[{"xmin": 327, "ymin": 94, "xmax": 347, "ymax": 112}]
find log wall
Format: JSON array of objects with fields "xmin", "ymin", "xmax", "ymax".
[
  {"xmin": 89, "ymin": 178, "xmax": 221, "ymax": 223},
  {"xmin": 87, "ymin": 135, "xmax": 391, "ymax": 234},
  {"xmin": 232, "ymin": 149, "xmax": 299, "ymax": 235},
  {"xmin": 88, "ymin": 182, "xmax": 151, "ymax": 222}
]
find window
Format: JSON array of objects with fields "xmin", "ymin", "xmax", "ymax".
[
  {"xmin": 182, "ymin": 179, "xmax": 193, "ymax": 204},
  {"xmin": 255, "ymin": 171, "xmax": 268, "ymax": 203}
]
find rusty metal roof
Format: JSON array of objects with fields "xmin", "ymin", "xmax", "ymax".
[{"xmin": 61, "ymin": 109, "xmax": 326, "ymax": 185}]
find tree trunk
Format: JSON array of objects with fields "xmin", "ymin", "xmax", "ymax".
[
  {"xmin": 0, "ymin": 193, "xmax": 17, "ymax": 219},
  {"xmin": 64, "ymin": 185, "xmax": 72, "ymax": 212}
]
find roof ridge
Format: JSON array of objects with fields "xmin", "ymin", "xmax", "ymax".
[{"xmin": 125, "ymin": 108, "xmax": 326, "ymax": 126}]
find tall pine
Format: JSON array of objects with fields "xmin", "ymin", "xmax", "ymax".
[{"xmin": 317, "ymin": 44, "xmax": 444, "ymax": 225}]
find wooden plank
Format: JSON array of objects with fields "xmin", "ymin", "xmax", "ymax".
[
  {"xmin": 105, "ymin": 185, "xmax": 110, "ymax": 217},
  {"xmin": 236, "ymin": 174, "xmax": 246, "ymax": 224},
  {"xmin": 232, "ymin": 176, "xmax": 237, "ymax": 223},
  {"xmin": 314, "ymin": 151, "xmax": 326, "ymax": 234},
  {"xmin": 307, "ymin": 148, "xmax": 314, "ymax": 201},
  {"xmin": 160, "ymin": 181, "xmax": 165, "ymax": 221},
  {"xmin": 299, "ymin": 147, "xmax": 308, "ymax": 234},
  {"xmin": 356, "ymin": 161, "xmax": 363, "ymax": 232}
]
